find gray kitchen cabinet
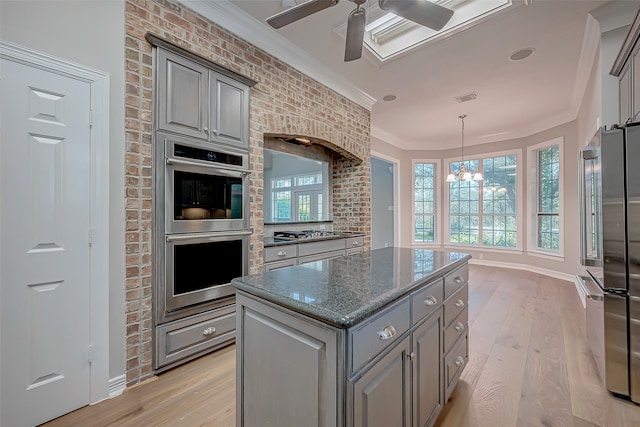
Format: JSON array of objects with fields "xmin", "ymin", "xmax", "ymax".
[
  {"xmin": 263, "ymin": 234, "xmax": 366, "ymax": 271},
  {"xmin": 412, "ymin": 308, "xmax": 443, "ymax": 427},
  {"xmin": 349, "ymin": 336, "xmax": 411, "ymax": 427},
  {"xmin": 156, "ymin": 47, "xmax": 250, "ymax": 148},
  {"xmin": 235, "ymin": 249, "xmax": 471, "ymax": 427},
  {"xmin": 612, "ymin": 9, "xmax": 640, "ymax": 124}
]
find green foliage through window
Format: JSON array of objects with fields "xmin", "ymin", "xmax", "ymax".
[{"xmin": 414, "ymin": 163, "xmax": 436, "ymax": 242}]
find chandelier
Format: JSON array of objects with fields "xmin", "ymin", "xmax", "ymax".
[{"xmin": 446, "ymin": 115, "xmax": 483, "ymax": 182}]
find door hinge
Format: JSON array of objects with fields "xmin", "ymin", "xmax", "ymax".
[{"xmin": 88, "ymin": 345, "xmax": 94, "ymax": 364}]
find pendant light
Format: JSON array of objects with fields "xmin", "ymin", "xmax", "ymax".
[{"xmin": 446, "ymin": 115, "xmax": 483, "ymax": 182}]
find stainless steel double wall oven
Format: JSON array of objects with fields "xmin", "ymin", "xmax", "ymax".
[{"xmin": 154, "ymin": 132, "xmax": 249, "ymax": 324}]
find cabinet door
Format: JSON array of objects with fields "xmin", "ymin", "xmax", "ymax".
[
  {"xmin": 210, "ymin": 73, "xmax": 250, "ymax": 148},
  {"xmin": 156, "ymin": 49, "xmax": 209, "ymax": 140},
  {"xmin": 620, "ymin": 63, "xmax": 631, "ymax": 124},
  {"xmin": 633, "ymin": 45, "xmax": 640, "ymax": 122},
  {"xmin": 350, "ymin": 336, "xmax": 410, "ymax": 427},
  {"xmin": 412, "ymin": 309, "xmax": 443, "ymax": 427}
]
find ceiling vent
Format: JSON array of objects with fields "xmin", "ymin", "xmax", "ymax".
[{"xmin": 455, "ymin": 92, "xmax": 478, "ymax": 103}]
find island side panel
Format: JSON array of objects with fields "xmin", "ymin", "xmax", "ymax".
[{"xmin": 236, "ymin": 291, "xmax": 344, "ymax": 427}]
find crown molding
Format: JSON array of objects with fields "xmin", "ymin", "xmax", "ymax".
[{"xmin": 181, "ymin": 0, "xmax": 376, "ymax": 111}]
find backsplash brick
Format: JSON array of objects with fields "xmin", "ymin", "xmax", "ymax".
[{"xmin": 124, "ymin": 0, "xmax": 371, "ymax": 385}]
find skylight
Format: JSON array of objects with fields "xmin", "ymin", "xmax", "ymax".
[{"xmin": 336, "ymin": 0, "xmax": 516, "ymax": 63}]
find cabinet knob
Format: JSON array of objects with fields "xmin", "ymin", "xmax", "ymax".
[
  {"xmin": 455, "ymin": 356, "xmax": 465, "ymax": 367},
  {"xmin": 454, "ymin": 322, "xmax": 464, "ymax": 332},
  {"xmin": 455, "ymin": 299, "xmax": 465, "ymax": 308},
  {"xmin": 377, "ymin": 325, "xmax": 396, "ymax": 340},
  {"xmin": 408, "ymin": 351, "xmax": 415, "ymax": 361},
  {"xmin": 278, "ymin": 251, "xmax": 287, "ymax": 256},
  {"xmin": 213, "ymin": 128, "xmax": 219, "ymax": 136},
  {"xmin": 204, "ymin": 126, "xmax": 209, "ymax": 132},
  {"xmin": 424, "ymin": 296, "xmax": 438, "ymax": 306},
  {"xmin": 202, "ymin": 327, "xmax": 216, "ymax": 337}
]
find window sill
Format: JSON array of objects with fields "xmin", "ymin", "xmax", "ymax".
[
  {"xmin": 443, "ymin": 244, "xmax": 523, "ymax": 255},
  {"xmin": 527, "ymin": 250, "xmax": 564, "ymax": 261},
  {"xmin": 411, "ymin": 242, "xmax": 442, "ymax": 248}
]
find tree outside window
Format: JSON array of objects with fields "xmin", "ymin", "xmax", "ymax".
[{"xmin": 413, "ymin": 163, "xmax": 437, "ymax": 243}]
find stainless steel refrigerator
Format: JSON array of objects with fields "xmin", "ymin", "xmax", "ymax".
[{"xmin": 579, "ymin": 122, "xmax": 640, "ymax": 403}]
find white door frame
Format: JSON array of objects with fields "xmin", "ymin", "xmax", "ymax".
[
  {"xmin": 0, "ymin": 40, "xmax": 111, "ymax": 405},
  {"xmin": 371, "ymin": 151, "xmax": 400, "ymax": 247}
]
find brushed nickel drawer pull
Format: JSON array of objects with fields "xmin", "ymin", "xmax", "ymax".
[
  {"xmin": 352, "ymin": 240, "xmax": 359, "ymax": 246},
  {"xmin": 277, "ymin": 251, "xmax": 287, "ymax": 256},
  {"xmin": 453, "ymin": 276, "xmax": 464, "ymax": 285},
  {"xmin": 377, "ymin": 325, "xmax": 396, "ymax": 340},
  {"xmin": 424, "ymin": 296, "xmax": 438, "ymax": 306},
  {"xmin": 203, "ymin": 327, "xmax": 216, "ymax": 336},
  {"xmin": 455, "ymin": 299, "xmax": 465, "ymax": 308},
  {"xmin": 454, "ymin": 322, "xmax": 464, "ymax": 332},
  {"xmin": 455, "ymin": 356, "xmax": 465, "ymax": 367}
]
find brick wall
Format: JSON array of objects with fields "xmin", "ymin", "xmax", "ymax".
[{"xmin": 124, "ymin": 0, "xmax": 371, "ymax": 385}]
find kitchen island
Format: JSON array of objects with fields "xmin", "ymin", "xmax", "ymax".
[{"xmin": 231, "ymin": 247, "xmax": 471, "ymax": 427}]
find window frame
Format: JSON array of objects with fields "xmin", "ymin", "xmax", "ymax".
[
  {"xmin": 269, "ymin": 172, "xmax": 325, "ymax": 222},
  {"xmin": 443, "ymin": 148, "xmax": 523, "ymax": 251},
  {"xmin": 527, "ymin": 137, "xmax": 564, "ymax": 258},
  {"xmin": 411, "ymin": 159, "xmax": 441, "ymax": 246}
]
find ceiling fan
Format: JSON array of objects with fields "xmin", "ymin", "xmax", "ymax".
[{"xmin": 266, "ymin": 0, "xmax": 455, "ymax": 62}]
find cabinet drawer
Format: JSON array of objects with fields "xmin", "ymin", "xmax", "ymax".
[
  {"xmin": 344, "ymin": 236, "xmax": 364, "ymax": 250},
  {"xmin": 156, "ymin": 305, "xmax": 236, "ymax": 368},
  {"xmin": 264, "ymin": 259, "xmax": 297, "ymax": 272},
  {"xmin": 350, "ymin": 299, "xmax": 411, "ymax": 374},
  {"xmin": 444, "ymin": 284, "xmax": 468, "ymax": 327},
  {"xmin": 444, "ymin": 308, "xmax": 468, "ymax": 352},
  {"xmin": 445, "ymin": 334, "xmax": 468, "ymax": 400},
  {"xmin": 264, "ymin": 245, "xmax": 297, "ymax": 262},
  {"xmin": 411, "ymin": 278, "xmax": 444, "ymax": 325},
  {"xmin": 299, "ymin": 250, "xmax": 345, "ymax": 265},
  {"xmin": 298, "ymin": 239, "xmax": 345, "ymax": 257},
  {"xmin": 444, "ymin": 264, "xmax": 468, "ymax": 299}
]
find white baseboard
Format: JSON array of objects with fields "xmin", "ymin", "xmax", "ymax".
[
  {"xmin": 108, "ymin": 375, "xmax": 126, "ymax": 398},
  {"xmin": 468, "ymin": 259, "xmax": 585, "ymax": 308}
]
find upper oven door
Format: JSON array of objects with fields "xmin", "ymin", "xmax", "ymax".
[{"xmin": 161, "ymin": 134, "xmax": 249, "ymax": 234}]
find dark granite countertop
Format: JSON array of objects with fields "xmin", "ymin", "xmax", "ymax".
[
  {"xmin": 264, "ymin": 232, "xmax": 365, "ymax": 247},
  {"xmin": 232, "ymin": 247, "xmax": 471, "ymax": 328}
]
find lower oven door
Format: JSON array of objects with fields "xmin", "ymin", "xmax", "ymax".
[{"xmin": 162, "ymin": 231, "xmax": 249, "ymax": 318}]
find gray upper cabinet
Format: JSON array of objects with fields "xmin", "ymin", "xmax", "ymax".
[
  {"xmin": 157, "ymin": 49, "xmax": 209, "ymax": 140},
  {"xmin": 611, "ymin": 9, "xmax": 640, "ymax": 124},
  {"xmin": 157, "ymin": 48, "xmax": 250, "ymax": 148}
]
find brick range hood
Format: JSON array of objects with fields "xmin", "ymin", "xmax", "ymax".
[
  {"xmin": 123, "ymin": 0, "xmax": 372, "ymax": 385},
  {"xmin": 266, "ymin": 133, "xmax": 364, "ymax": 166}
]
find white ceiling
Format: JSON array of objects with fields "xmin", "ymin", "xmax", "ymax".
[{"xmin": 190, "ymin": 0, "xmax": 628, "ymax": 150}]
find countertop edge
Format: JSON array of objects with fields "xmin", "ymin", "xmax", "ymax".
[{"xmin": 232, "ymin": 253, "xmax": 471, "ymax": 329}]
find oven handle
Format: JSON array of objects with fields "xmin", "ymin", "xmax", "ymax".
[
  {"xmin": 166, "ymin": 230, "xmax": 251, "ymax": 242},
  {"xmin": 166, "ymin": 157, "xmax": 250, "ymax": 175}
]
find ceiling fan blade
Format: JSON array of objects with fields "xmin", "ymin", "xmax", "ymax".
[
  {"xmin": 378, "ymin": 0, "xmax": 454, "ymax": 31},
  {"xmin": 344, "ymin": 7, "xmax": 366, "ymax": 62},
  {"xmin": 267, "ymin": 0, "xmax": 339, "ymax": 29}
]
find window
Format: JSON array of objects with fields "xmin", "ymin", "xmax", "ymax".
[
  {"xmin": 413, "ymin": 162, "xmax": 438, "ymax": 243},
  {"xmin": 528, "ymin": 138, "xmax": 562, "ymax": 255},
  {"xmin": 446, "ymin": 151, "xmax": 520, "ymax": 249},
  {"xmin": 270, "ymin": 172, "xmax": 324, "ymax": 222}
]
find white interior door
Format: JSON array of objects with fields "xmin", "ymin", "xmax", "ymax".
[{"xmin": 1, "ymin": 58, "xmax": 92, "ymax": 426}]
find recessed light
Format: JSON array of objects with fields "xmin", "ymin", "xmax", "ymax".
[
  {"xmin": 509, "ymin": 48, "xmax": 535, "ymax": 61},
  {"xmin": 382, "ymin": 94, "xmax": 397, "ymax": 102}
]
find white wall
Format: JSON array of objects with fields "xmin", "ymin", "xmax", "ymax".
[
  {"xmin": 0, "ymin": 1, "xmax": 127, "ymax": 381},
  {"xmin": 371, "ymin": 157, "xmax": 394, "ymax": 249}
]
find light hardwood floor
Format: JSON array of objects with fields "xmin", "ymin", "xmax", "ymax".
[{"xmin": 43, "ymin": 266, "xmax": 640, "ymax": 427}]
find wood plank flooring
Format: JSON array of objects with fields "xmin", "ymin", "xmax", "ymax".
[{"xmin": 43, "ymin": 265, "xmax": 640, "ymax": 427}]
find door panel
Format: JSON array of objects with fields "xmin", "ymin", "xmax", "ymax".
[{"xmin": 1, "ymin": 58, "xmax": 92, "ymax": 427}]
